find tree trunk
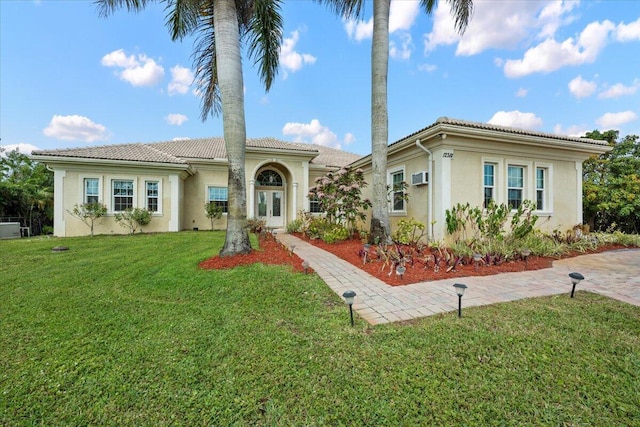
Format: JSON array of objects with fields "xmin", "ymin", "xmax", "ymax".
[
  {"xmin": 369, "ymin": 0, "xmax": 391, "ymax": 244},
  {"xmin": 215, "ymin": 0, "xmax": 251, "ymax": 256}
]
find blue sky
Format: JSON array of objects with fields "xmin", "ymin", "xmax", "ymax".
[{"xmin": 1, "ymin": 0, "xmax": 639, "ymax": 156}]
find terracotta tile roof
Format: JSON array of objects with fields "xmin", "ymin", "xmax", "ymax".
[
  {"xmin": 394, "ymin": 116, "xmax": 609, "ymax": 147},
  {"xmin": 32, "ymin": 137, "xmax": 362, "ymax": 167}
]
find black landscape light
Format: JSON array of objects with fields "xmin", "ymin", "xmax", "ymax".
[
  {"xmin": 453, "ymin": 283, "xmax": 468, "ymax": 318},
  {"xmin": 569, "ymin": 272, "xmax": 584, "ymax": 298},
  {"xmin": 396, "ymin": 264, "xmax": 406, "ymax": 280},
  {"xmin": 342, "ymin": 290, "xmax": 356, "ymax": 326}
]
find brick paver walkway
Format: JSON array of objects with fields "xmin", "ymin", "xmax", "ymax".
[{"xmin": 275, "ymin": 233, "xmax": 640, "ymax": 325}]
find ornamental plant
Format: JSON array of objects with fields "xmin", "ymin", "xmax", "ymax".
[
  {"xmin": 68, "ymin": 203, "xmax": 107, "ymax": 237},
  {"xmin": 114, "ymin": 207, "xmax": 152, "ymax": 235},
  {"xmin": 308, "ymin": 166, "xmax": 372, "ymax": 235}
]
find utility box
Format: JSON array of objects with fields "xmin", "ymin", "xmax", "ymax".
[{"xmin": 0, "ymin": 222, "xmax": 21, "ymax": 239}]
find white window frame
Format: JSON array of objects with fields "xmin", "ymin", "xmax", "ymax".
[
  {"xmin": 111, "ymin": 179, "xmax": 135, "ymax": 213},
  {"xmin": 483, "ymin": 162, "xmax": 496, "ymax": 208},
  {"xmin": 83, "ymin": 177, "xmax": 101, "ymax": 205},
  {"xmin": 308, "ymin": 195, "xmax": 323, "ymax": 214},
  {"xmin": 144, "ymin": 180, "xmax": 162, "ymax": 214},
  {"xmin": 507, "ymin": 164, "xmax": 525, "ymax": 210},
  {"xmin": 388, "ymin": 166, "xmax": 406, "ymax": 215},
  {"xmin": 534, "ymin": 162, "xmax": 553, "ymax": 214},
  {"xmin": 207, "ymin": 186, "xmax": 229, "ymax": 214}
]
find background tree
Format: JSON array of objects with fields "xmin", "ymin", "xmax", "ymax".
[
  {"xmin": 97, "ymin": 0, "xmax": 283, "ymax": 256},
  {"xmin": 319, "ymin": 0, "xmax": 473, "ymax": 244},
  {"xmin": 205, "ymin": 201, "xmax": 224, "ymax": 230},
  {"xmin": 0, "ymin": 149, "xmax": 53, "ymax": 234},
  {"xmin": 583, "ymin": 130, "xmax": 640, "ymax": 233}
]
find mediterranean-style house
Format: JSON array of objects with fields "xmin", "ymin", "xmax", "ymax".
[{"xmin": 31, "ymin": 117, "xmax": 611, "ymax": 239}]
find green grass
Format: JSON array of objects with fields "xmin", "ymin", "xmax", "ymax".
[{"xmin": 1, "ymin": 232, "xmax": 639, "ymax": 426}]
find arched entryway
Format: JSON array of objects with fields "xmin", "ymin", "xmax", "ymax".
[{"xmin": 255, "ymin": 168, "xmax": 285, "ymax": 228}]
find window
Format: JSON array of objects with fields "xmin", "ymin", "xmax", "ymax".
[
  {"xmin": 507, "ymin": 166, "xmax": 524, "ymax": 209},
  {"xmin": 256, "ymin": 170, "xmax": 283, "ymax": 187},
  {"xmin": 112, "ymin": 180, "xmax": 134, "ymax": 211},
  {"xmin": 146, "ymin": 181, "xmax": 159, "ymax": 212},
  {"xmin": 390, "ymin": 169, "xmax": 405, "ymax": 212},
  {"xmin": 84, "ymin": 178, "xmax": 99, "ymax": 204},
  {"xmin": 208, "ymin": 186, "xmax": 228, "ymax": 213},
  {"xmin": 483, "ymin": 163, "xmax": 495, "ymax": 208},
  {"xmin": 309, "ymin": 196, "xmax": 322, "ymax": 213},
  {"xmin": 536, "ymin": 168, "xmax": 545, "ymax": 210}
]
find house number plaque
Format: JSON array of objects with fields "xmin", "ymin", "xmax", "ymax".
[{"xmin": 442, "ymin": 151, "xmax": 454, "ymax": 159}]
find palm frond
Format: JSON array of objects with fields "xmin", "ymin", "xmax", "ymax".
[
  {"xmin": 445, "ymin": 0, "xmax": 474, "ymax": 35},
  {"xmin": 95, "ymin": 0, "xmax": 155, "ymax": 17},
  {"xmin": 192, "ymin": 0, "xmax": 222, "ymax": 119},
  {"xmin": 165, "ymin": 0, "xmax": 201, "ymax": 41},
  {"xmin": 247, "ymin": 0, "xmax": 283, "ymax": 92},
  {"xmin": 315, "ymin": 0, "xmax": 365, "ymax": 20}
]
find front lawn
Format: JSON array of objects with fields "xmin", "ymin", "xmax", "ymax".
[{"xmin": 1, "ymin": 232, "xmax": 639, "ymax": 425}]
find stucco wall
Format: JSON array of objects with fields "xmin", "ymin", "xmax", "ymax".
[{"xmin": 59, "ymin": 167, "xmax": 175, "ymax": 237}]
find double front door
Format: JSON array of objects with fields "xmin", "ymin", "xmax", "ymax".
[{"xmin": 257, "ymin": 190, "xmax": 283, "ymax": 228}]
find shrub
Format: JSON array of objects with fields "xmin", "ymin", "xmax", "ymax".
[
  {"xmin": 245, "ymin": 218, "xmax": 266, "ymax": 234},
  {"xmin": 204, "ymin": 202, "xmax": 223, "ymax": 230},
  {"xmin": 286, "ymin": 218, "xmax": 303, "ymax": 233},
  {"xmin": 321, "ymin": 224, "xmax": 350, "ymax": 244},
  {"xmin": 392, "ymin": 218, "xmax": 427, "ymax": 246},
  {"xmin": 67, "ymin": 202, "xmax": 107, "ymax": 237},
  {"xmin": 114, "ymin": 208, "xmax": 152, "ymax": 235}
]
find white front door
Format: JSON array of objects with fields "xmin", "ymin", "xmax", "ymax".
[{"xmin": 257, "ymin": 190, "xmax": 284, "ymax": 228}]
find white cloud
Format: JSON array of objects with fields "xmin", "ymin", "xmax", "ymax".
[
  {"xmin": 1, "ymin": 143, "xmax": 40, "ymax": 156},
  {"xmin": 424, "ymin": 0, "xmax": 578, "ymax": 55},
  {"xmin": 279, "ymin": 30, "xmax": 316, "ymax": 77},
  {"xmin": 101, "ymin": 49, "xmax": 165, "ymax": 87},
  {"xmin": 598, "ymin": 79, "xmax": 640, "ymax": 99},
  {"xmin": 172, "ymin": 137, "xmax": 191, "ymax": 141},
  {"xmin": 596, "ymin": 111, "xmax": 638, "ymax": 128},
  {"xmin": 344, "ymin": 18, "xmax": 373, "ymax": 41},
  {"xmin": 343, "ymin": 132, "xmax": 356, "ymax": 145},
  {"xmin": 165, "ymin": 113, "xmax": 188, "ymax": 126},
  {"xmin": 43, "ymin": 115, "xmax": 109, "ymax": 142},
  {"xmin": 487, "ymin": 110, "xmax": 543, "ymax": 129},
  {"xmin": 168, "ymin": 65, "xmax": 193, "ymax": 95},
  {"xmin": 503, "ymin": 20, "xmax": 615, "ymax": 78},
  {"xmin": 282, "ymin": 119, "xmax": 351, "ymax": 149},
  {"xmin": 418, "ymin": 63, "xmax": 437, "ymax": 72},
  {"xmin": 553, "ymin": 123, "xmax": 590, "ymax": 138},
  {"xmin": 345, "ymin": 0, "xmax": 419, "ymax": 41},
  {"xmin": 515, "ymin": 88, "xmax": 528, "ymax": 97},
  {"xmin": 615, "ymin": 17, "xmax": 640, "ymax": 42},
  {"xmin": 389, "ymin": 0, "xmax": 420, "ymax": 33},
  {"xmin": 390, "ymin": 32, "xmax": 413, "ymax": 60},
  {"xmin": 568, "ymin": 75, "xmax": 597, "ymax": 98}
]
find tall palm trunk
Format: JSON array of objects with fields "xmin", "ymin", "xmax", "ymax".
[
  {"xmin": 215, "ymin": 0, "xmax": 251, "ymax": 256},
  {"xmin": 369, "ymin": 0, "xmax": 391, "ymax": 243}
]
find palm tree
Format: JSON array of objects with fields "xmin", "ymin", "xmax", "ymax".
[
  {"xmin": 321, "ymin": 0, "xmax": 473, "ymax": 243},
  {"xmin": 97, "ymin": 0, "xmax": 283, "ymax": 256}
]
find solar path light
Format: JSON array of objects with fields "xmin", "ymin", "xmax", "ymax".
[
  {"xmin": 569, "ymin": 272, "xmax": 584, "ymax": 298},
  {"xmin": 453, "ymin": 283, "xmax": 468, "ymax": 318},
  {"xmin": 342, "ymin": 290, "xmax": 356, "ymax": 326}
]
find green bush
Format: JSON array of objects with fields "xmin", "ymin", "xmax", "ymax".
[
  {"xmin": 392, "ymin": 218, "xmax": 426, "ymax": 245},
  {"xmin": 321, "ymin": 224, "xmax": 350, "ymax": 244},
  {"xmin": 114, "ymin": 207, "xmax": 152, "ymax": 235},
  {"xmin": 286, "ymin": 218, "xmax": 303, "ymax": 233}
]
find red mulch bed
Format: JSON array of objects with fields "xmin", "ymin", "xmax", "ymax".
[
  {"xmin": 199, "ymin": 233, "xmax": 627, "ymax": 286},
  {"xmin": 199, "ymin": 234, "xmax": 309, "ymax": 274}
]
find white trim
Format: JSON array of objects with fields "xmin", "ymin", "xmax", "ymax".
[
  {"xmin": 54, "ymin": 169, "xmax": 66, "ymax": 237},
  {"xmin": 78, "ymin": 174, "xmax": 103, "ymax": 205},
  {"xmin": 505, "ymin": 159, "xmax": 533, "ymax": 210},
  {"xmin": 575, "ymin": 161, "xmax": 583, "ymax": 225},
  {"xmin": 144, "ymin": 179, "xmax": 163, "ymax": 215},
  {"xmin": 534, "ymin": 162, "xmax": 554, "ymax": 215},
  {"xmin": 168, "ymin": 174, "xmax": 180, "ymax": 232},
  {"xmin": 109, "ymin": 178, "xmax": 137, "ymax": 213}
]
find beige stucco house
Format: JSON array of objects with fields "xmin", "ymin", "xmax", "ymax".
[
  {"xmin": 32, "ymin": 117, "xmax": 611, "ymax": 239},
  {"xmin": 353, "ymin": 117, "xmax": 612, "ymax": 240},
  {"xmin": 32, "ymin": 138, "xmax": 360, "ymax": 237}
]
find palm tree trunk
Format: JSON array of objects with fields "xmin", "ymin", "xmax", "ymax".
[
  {"xmin": 369, "ymin": 0, "xmax": 391, "ymax": 243},
  {"xmin": 215, "ymin": 0, "xmax": 251, "ymax": 256}
]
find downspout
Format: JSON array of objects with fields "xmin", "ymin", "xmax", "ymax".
[{"xmin": 415, "ymin": 139, "xmax": 433, "ymax": 240}]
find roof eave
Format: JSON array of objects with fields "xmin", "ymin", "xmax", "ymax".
[{"xmin": 30, "ymin": 154, "xmax": 196, "ymax": 175}]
